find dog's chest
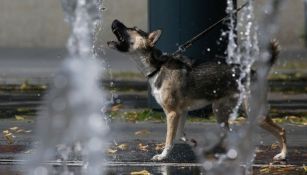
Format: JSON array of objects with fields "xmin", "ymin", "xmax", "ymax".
[{"xmin": 149, "ymin": 73, "xmax": 210, "ymax": 110}]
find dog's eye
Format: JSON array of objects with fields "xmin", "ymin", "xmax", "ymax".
[{"xmin": 130, "ymin": 42, "xmax": 134, "ymax": 45}]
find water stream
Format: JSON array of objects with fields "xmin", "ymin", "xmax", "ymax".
[
  {"xmin": 202, "ymin": 0, "xmax": 284, "ymax": 174},
  {"xmin": 26, "ymin": 0, "xmax": 108, "ymax": 175}
]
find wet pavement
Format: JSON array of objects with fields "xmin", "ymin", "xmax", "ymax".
[
  {"xmin": 0, "ymin": 48, "xmax": 306, "ymax": 174},
  {"xmin": 0, "ymin": 117, "xmax": 306, "ymax": 174}
]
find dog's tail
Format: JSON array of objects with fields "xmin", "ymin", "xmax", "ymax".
[{"xmin": 268, "ymin": 39, "xmax": 280, "ymax": 67}]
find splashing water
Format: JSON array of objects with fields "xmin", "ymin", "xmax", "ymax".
[
  {"xmin": 202, "ymin": 0, "xmax": 284, "ymax": 174},
  {"xmin": 27, "ymin": 0, "xmax": 108, "ymax": 175},
  {"xmin": 226, "ymin": 0, "xmax": 259, "ymax": 121}
]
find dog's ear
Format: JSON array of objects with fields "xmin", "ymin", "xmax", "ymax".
[{"xmin": 148, "ymin": 30, "xmax": 162, "ymax": 47}]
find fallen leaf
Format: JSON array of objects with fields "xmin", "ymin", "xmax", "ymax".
[
  {"xmin": 117, "ymin": 143, "xmax": 128, "ymax": 151},
  {"xmin": 271, "ymin": 143, "xmax": 279, "ymax": 150},
  {"xmin": 259, "ymin": 166, "xmax": 271, "ymax": 173},
  {"xmin": 303, "ymin": 164, "xmax": 307, "ymax": 172},
  {"xmin": 106, "ymin": 148, "xmax": 118, "ymax": 154},
  {"xmin": 155, "ymin": 143, "xmax": 165, "ymax": 151},
  {"xmin": 16, "ymin": 129, "xmax": 25, "ymax": 133},
  {"xmin": 3, "ymin": 131, "xmax": 15, "ymax": 144},
  {"xmin": 10, "ymin": 127, "xmax": 19, "ymax": 132},
  {"xmin": 15, "ymin": 115, "xmax": 25, "ymax": 120},
  {"xmin": 24, "ymin": 150, "xmax": 33, "ymax": 154},
  {"xmin": 138, "ymin": 143, "xmax": 149, "ymax": 152},
  {"xmin": 130, "ymin": 170, "xmax": 151, "ymax": 175},
  {"xmin": 20, "ymin": 81, "xmax": 30, "ymax": 91},
  {"xmin": 111, "ymin": 104, "xmax": 122, "ymax": 112},
  {"xmin": 134, "ymin": 129, "xmax": 151, "ymax": 137},
  {"xmin": 3, "ymin": 130, "xmax": 9, "ymax": 134}
]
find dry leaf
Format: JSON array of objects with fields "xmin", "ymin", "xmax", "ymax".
[
  {"xmin": 111, "ymin": 104, "xmax": 122, "ymax": 112},
  {"xmin": 259, "ymin": 166, "xmax": 270, "ymax": 173},
  {"xmin": 16, "ymin": 129, "xmax": 25, "ymax": 133},
  {"xmin": 10, "ymin": 127, "xmax": 19, "ymax": 132},
  {"xmin": 134, "ymin": 129, "xmax": 151, "ymax": 137},
  {"xmin": 271, "ymin": 143, "xmax": 279, "ymax": 150},
  {"xmin": 15, "ymin": 115, "xmax": 25, "ymax": 120},
  {"xmin": 117, "ymin": 143, "xmax": 128, "ymax": 151},
  {"xmin": 130, "ymin": 170, "xmax": 151, "ymax": 175},
  {"xmin": 20, "ymin": 81, "xmax": 30, "ymax": 91},
  {"xmin": 3, "ymin": 130, "xmax": 9, "ymax": 134},
  {"xmin": 106, "ymin": 148, "xmax": 118, "ymax": 154},
  {"xmin": 24, "ymin": 150, "xmax": 33, "ymax": 154},
  {"xmin": 155, "ymin": 143, "xmax": 165, "ymax": 151},
  {"xmin": 138, "ymin": 143, "xmax": 149, "ymax": 152},
  {"xmin": 3, "ymin": 131, "xmax": 15, "ymax": 144},
  {"xmin": 303, "ymin": 164, "xmax": 307, "ymax": 173}
]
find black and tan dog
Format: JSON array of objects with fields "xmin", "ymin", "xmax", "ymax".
[{"xmin": 107, "ymin": 19, "xmax": 286, "ymax": 161}]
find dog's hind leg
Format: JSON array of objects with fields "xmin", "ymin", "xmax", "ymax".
[
  {"xmin": 212, "ymin": 95, "xmax": 239, "ymax": 129},
  {"xmin": 260, "ymin": 116, "xmax": 287, "ymax": 161},
  {"xmin": 152, "ymin": 110, "xmax": 180, "ymax": 161},
  {"xmin": 176, "ymin": 111, "xmax": 187, "ymax": 141}
]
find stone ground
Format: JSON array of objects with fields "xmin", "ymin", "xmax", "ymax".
[{"xmin": 0, "ymin": 48, "xmax": 306, "ymax": 174}]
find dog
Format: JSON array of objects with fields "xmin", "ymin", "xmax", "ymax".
[{"xmin": 107, "ymin": 19, "xmax": 287, "ymax": 161}]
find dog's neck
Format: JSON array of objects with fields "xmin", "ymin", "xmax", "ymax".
[{"xmin": 130, "ymin": 47, "xmax": 167, "ymax": 78}]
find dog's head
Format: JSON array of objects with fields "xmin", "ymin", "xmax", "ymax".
[{"xmin": 107, "ymin": 19, "xmax": 162, "ymax": 52}]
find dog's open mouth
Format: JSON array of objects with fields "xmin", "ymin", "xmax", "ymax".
[
  {"xmin": 107, "ymin": 20, "xmax": 129, "ymax": 51},
  {"xmin": 112, "ymin": 28, "xmax": 125, "ymax": 43}
]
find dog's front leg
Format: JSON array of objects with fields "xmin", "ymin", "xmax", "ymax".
[
  {"xmin": 152, "ymin": 111, "xmax": 180, "ymax": 161},
  {"xmin": 176, "ymin": 112, "xmax": 187, "ymax": 142}
]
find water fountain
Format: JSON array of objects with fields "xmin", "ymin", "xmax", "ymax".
[
  {"xmin": 201, "ymin": 0, "xmax": 285, "ymax": 174},
  {"xmin": 26, "ymin": 0, "xmax": 108, "ymax": 175}
]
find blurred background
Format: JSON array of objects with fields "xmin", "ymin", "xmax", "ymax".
[{"xmin": 0, "ymin": 0, "xmax": 305, "ymax": 83}]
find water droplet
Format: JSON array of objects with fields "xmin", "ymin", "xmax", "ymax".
[
  {"xmin": 207, "ymin": 48, "xmax": 211, "ymax": 52},
  {"xmin": 203, "ymin": 161, "xmax": 213, "ymax": 170},
  {"xmin": 33, "ymin": 166, "xmax": 48, "ymax": 175},
  {"xmin": 227, "ymin": 148, "xmax": 238, "ymax": 159}
]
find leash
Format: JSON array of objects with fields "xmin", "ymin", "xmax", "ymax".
[{"xmin": 173, "ymin": 2, "xmax": 249, "ymax": 56}]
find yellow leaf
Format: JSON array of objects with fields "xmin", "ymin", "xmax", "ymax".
[
  {"xmin": 16, "ymin": 129, "xmax": 25, "ymax": 133},
  {"xmin": 117, "ymin": 143, "xmax": 128, "ymax": 151},
  {"xmin": 15, "ymin": 115, "xmax": 25, "ymax": 120},
  {"xmin": 130, "ymin": 170, "xmax": 151, "ymax": 175},
  {"xmin": 111, "ymin": 104, "xmax": 122, "ymax": 112},
  {"xmin": 2, "ymin": 130, "xmax": 9, "ymax": 134},
  {"xmin": 134, "ymin": 129, "xmax": 151, "ymax": 137},
  {"xmin": 271, "ymin": 143, "xmax": 279, "ymax": 150},
  {"xmin": 303, "ymin": 164, "xmax": 307, "ymax": 172},
  {"xmin": 20, "ymin": 81, "xmax": 30, "ymax": 91},
  {"xmin": 138, "ymin": 143, "xmax": 149, "ymax": 152},
  {"xmin": 259, "ymin": 166, "xmax": 270, "ymax": 173},
  {"xmin": 3, "ymin": 132, "xmax": 15, "ymax": 144},
  {"xmin": 10, "ymin": 127, "xmax": 19, "ymax": 132},
  {"xmin": 106, "ymin": 148, "xmax": 117, "ymax": 154}
]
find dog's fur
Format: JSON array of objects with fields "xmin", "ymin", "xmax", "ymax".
[{"xmin": 107, "ymin": 19, "xmax": 287, "ymax": 161}]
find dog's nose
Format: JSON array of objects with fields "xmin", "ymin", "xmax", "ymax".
[{"xmin": 112, "ymin": 19, "xmax": 126, "ymax": 30}]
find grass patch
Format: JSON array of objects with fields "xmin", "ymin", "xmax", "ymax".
[{"xmin": 109, "ymin": 71, "xmax": 144, "ymax": 80}]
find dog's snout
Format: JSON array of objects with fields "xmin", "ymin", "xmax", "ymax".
[{"xmin": 112, "ymin": 19, "xmax": 126, "ymax": 30}]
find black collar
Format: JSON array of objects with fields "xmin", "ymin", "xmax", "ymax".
[
  {"xmin": 146, "ymin": 67, "xmax": 161, "ymax": 78},
  {"xmin": 145, "ymin": 49, "xmax": 168, "ymax": 79}
]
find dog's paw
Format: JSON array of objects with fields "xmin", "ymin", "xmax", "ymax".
[
  {"xmin": 151, "ymin": 154, "xmax": 167, "ymax": 161},
  {"xmin": 273, "ymin": 152, "xmax": 286, "ymax": 161}
]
